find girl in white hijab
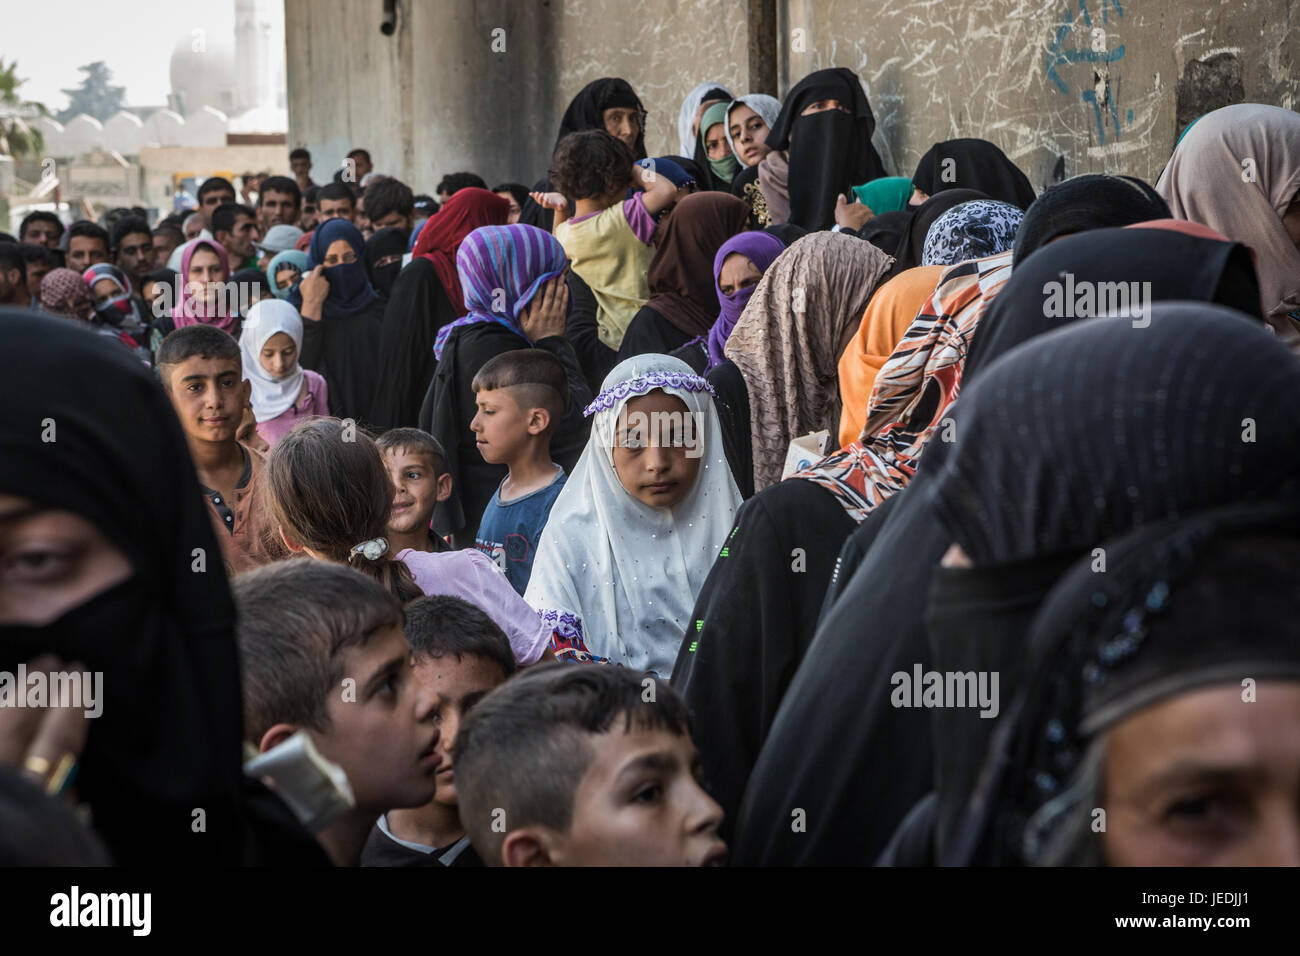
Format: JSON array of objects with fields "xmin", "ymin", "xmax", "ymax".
[
  {"xmin": 724, "ymin": 93, "xmax": 782, "ymax": 166},
  {"xmin": 525, "ymin": 353, "xmax": 741, "ymax": 677},
  {"xmin": 238, "ymin": 298, "xmax": 329, "ymax": 448}
]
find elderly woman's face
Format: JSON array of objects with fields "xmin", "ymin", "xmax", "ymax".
[{"xmin": 1100, "ymin": 680, "xmax": 1300, "ymax": 866}]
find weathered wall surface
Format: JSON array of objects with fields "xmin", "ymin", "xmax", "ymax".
[
  {"xmin": 285, "ymin": 0, "xmax": 1298, "ymax": 191},
  {"xmin": 783, "ymin": 0, "xmax": 1299, "ymax": 190},
  {"xmin": 285, "ymin": 0, "xmax": 750, "ymax": 186}
]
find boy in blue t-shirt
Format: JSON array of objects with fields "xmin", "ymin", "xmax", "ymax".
[{"xmin": 470, "ymin": 350, "xmax": 569, "ymax": 593}]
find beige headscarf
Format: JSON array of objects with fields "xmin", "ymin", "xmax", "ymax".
[
  {"xmin": 1157, "ymin": 103, "xmax": 1300, "ymax": 347},
  {"xmin": 757, "ymin": 150, "xmax": 791, "ymax": 225},
  {"xmin": 724, "ymin": 231, "xmax": 894, "ymax": 492}
]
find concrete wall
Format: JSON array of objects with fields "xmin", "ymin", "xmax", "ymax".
[
  {"xmin": 783, "ymin": 0, "xmax": 1300, "ymax": 190},
  {"xmin": 285, "ymin": 0, "xmax": 1298, "ymax": 192},
  {"xmin": 285, "ymin": 0, "xmax": 750, "ymax": 186}
]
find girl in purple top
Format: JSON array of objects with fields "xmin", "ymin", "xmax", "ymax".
[{"xmin": 240, "ymin": 299, "xmax": 329, "ymax": 448}]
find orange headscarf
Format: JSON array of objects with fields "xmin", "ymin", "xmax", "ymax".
[{"xmin": 836, "ymin": 265, "xmax": 945, "ymax": 448}]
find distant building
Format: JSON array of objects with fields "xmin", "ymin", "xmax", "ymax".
[{"xmin": 8, "ymin": 0, "xmax": 288, "ymax": 224}]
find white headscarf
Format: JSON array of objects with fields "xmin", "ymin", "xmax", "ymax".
[
  {"xmin": 239, "ymin": 299, "xmax": 305, "ymax": 421},
  {"xmin": 677, "ymin": 81, "xmax": 736, "ymax": 157},
  {"xmin": 524, "ymin": 354, "xmax": 741, "ymax": 677},
  {"xmin": 723, "ymin": 94, "xmax": 782, "ymax": 165}
]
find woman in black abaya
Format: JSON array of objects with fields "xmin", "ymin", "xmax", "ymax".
[
  {"xmin": 291, "ymin": 218, "xmax": 387, "ymax": 426},
  {"xmin": 729, "ymin": 227, "xmax": 1267, "ymax": 867},
  {"xmin": 910, "ymin": 138, "xmax": 1037, "ymax": 209},
  {"xmin": 363, "ymin": 225, "xmax": 409, "ymax": 300},
  {"xmin": 518, "ymin": 77, "xmax": 648, "ymax": 232},
  {"xmin": 760, "ymin": 67, "xmax": 887, "ymax": 231},
  {"xmin": 949, "ymin": 502, "xmax": 1300, "ymax": 867},
  {"xmin": 0, "ymin": 310, "xmax": 323, "ymax": 865},
  {"xmin": 913, "ymin": 305, "xmax": 1300, "ymax": 866}
]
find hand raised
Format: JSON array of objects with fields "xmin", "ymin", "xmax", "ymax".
[{"xmin": 519, "ymin": 273, "xmax": 570, "ymax": 342}]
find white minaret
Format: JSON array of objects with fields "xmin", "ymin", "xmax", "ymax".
[{"xmin": 234, "ymin": 0, "xmax": 280, "ymax": 113}]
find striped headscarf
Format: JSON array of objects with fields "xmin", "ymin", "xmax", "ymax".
[
  {"xmin": 433, "ymin": 224, "xmax": 568, "ymax": 359},
  {"xmin": 794, "ymin": 250, "xmax": 1013, "ymax": 521}
]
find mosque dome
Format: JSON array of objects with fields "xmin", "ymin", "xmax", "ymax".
[{"xmin": 168, "ymin": 35, "xmax": 237, "ymax": 116}]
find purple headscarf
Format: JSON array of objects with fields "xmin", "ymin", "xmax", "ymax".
[
  {"xmin": 705, "ymin": 231, "xmax": 788, "ymax": 369},
  {"xmin": 433, "ymin": 224, "xmax": 568, "ymax": 359}
]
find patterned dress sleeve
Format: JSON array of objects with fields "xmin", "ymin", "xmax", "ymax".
[{"xmin": 539, "ymin": 608, "xmax": 614, "ymax": 665}]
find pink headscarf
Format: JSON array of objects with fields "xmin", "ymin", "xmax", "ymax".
[{"xmin": 172, "ymin": 238, "xmax": 235, "ymax": 333}]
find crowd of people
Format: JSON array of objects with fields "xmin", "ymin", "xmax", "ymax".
[{"xmin": 2, "ymin": 66, "xmax": 1300, "ymax": 868}]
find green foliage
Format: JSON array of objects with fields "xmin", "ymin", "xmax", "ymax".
[
  {"xmin": 56, "ymin": 61, "xmax": 125, "ymax": 124},
  {"xmin": 0, "ymin": 58, "xmax": 47, "ymax": 159}
]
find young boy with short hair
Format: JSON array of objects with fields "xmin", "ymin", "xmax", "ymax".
[
  {"xmin": 233, "ymin": 559, "xmax": 443, "ymax": 867},
  {"xmin": 455, "ymin": 663, "xmax": 727, "ymax": 866},
  {"xmin": 542, "ymin": 130, "xmax": 678, "ymax": 350},
  {"xmin": 375, "ymin": 427, "xmax": 454, "ymax": 554},
  {"xmin": 469, "ymin": 350, "xmax": 569, "ymax": 593},
  {"xmin": 361, "ymin": 595, "xmax": 516, "ymax": 868},
  {"xmin": 156, "ymin": 324, "xmax": 269, "ymax": 574}
]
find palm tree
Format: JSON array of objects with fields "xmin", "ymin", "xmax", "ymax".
[{"xmin": 0, "ymin": 58, "xmax": 47, "ymax": 159}]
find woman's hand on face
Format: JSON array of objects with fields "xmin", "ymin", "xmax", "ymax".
[
  {"xmin": 519, "ymin": 273, "xmax": 570, "ymax": 342},
  {"xmin": 835, "ymin": 193, "xmax": 875, "ymax": 231},
  {"xmin": 529, "ymin": 191, "xmax": 568, "ymax": 213},
  {"xmin": 298, "ymin": 265, "xmax": 329, "ymax": 316},
  {"xmin": 0, "ymin": 654, "xmax": 91, "ymax": 801}
]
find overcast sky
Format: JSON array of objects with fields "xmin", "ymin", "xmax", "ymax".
[{"xmin": 1, "ymin": 0, "xmax": 281, "ymax": 110}]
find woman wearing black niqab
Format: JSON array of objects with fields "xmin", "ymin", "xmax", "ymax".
[
  {"xmin": 911, "ymin": 138, "xmax": 1037, "ymax": 210},
  {"xmin": 950, "ymin": 502, "xmax": 1300, "ymax": 867},
  {"xmin": 291, "ymin": 218, "xmax": 387, "ymax": 426},
  {"xmin": 518, "ymin": 77, "xmax": 648, "ymax": 231},
  {"xmin": 762, "ymin": 67, "xmax": 887, "ymax": 231},
  {"xmin": 363, "ymin": 226, "xmax": 409, "ymax": 299},
  {"xmin": 729, "ymin": 228, "xmax": 1267, "ymax": 867},
  {"xmin": 0, "ymin": 310, "xmax": 323, "ymax": 865}
]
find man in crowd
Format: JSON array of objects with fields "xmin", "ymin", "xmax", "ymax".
[
  {"xmin": 66, "ymin": 221, "xmax": 111, "ymax": 272},
  {"xmin": 316, "ymin": 182, "xmax": 356, "ymax": 223},
  {"xmin": 290, "ymin": 148, "xmax": 316, "ymax": 192},
  {"xmin": 197, "ymin": 177, "xmax": 238, "ymax": 231},
  {"xmin": 19, "ymin": 244, "xmax": 55, "ymax": 304},
  {"xmin": 257, "ymin": 176, "xmax": 302, "ymax": 231},
  {"xmin": 213, "ymin": 203, "xmax": 263, "ymax": 271},
  {"xmin": 0, "ymin": 243, "xmax": 28, "ymax": 308},
  {"xmin": 112, "ymin": 217, "xmax": 154, "ymax": 290},
  {"xmin": 363, "ymin": 177, "xmax": 415, "ymax": 238},
  {"xmin": 344, "ymin": 147, "xmax": 373, "ymax": 184},
  {"xmin": 19, "ymin": 211, "xmax": 64, "ymax": 249}
]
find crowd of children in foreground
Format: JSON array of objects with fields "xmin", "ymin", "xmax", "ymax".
[{"xmin": 4, "ymin": 67, "xmax": 1300, "ymax": 868}]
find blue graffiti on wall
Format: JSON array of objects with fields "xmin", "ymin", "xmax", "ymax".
[{"xmin": 1045, "ymin": 0, "xmax": 1127, "ymax": 143}]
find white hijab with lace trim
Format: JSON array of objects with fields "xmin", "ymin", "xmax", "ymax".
[{"xmin": 524, "ymin": 354, "xmax": 740, "ymax": 677}]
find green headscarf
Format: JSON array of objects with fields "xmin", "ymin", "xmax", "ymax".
[
  {"xmin": 267, "ymin": 249, "xmax": 309, "ymax": 300},
  {"xmin": 852, "ymin": 176, "xmax": 914, "ymax": 214},
  {"xmin": 701, "ymin": 101, "xmax": 741, "ymax": 185}
]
